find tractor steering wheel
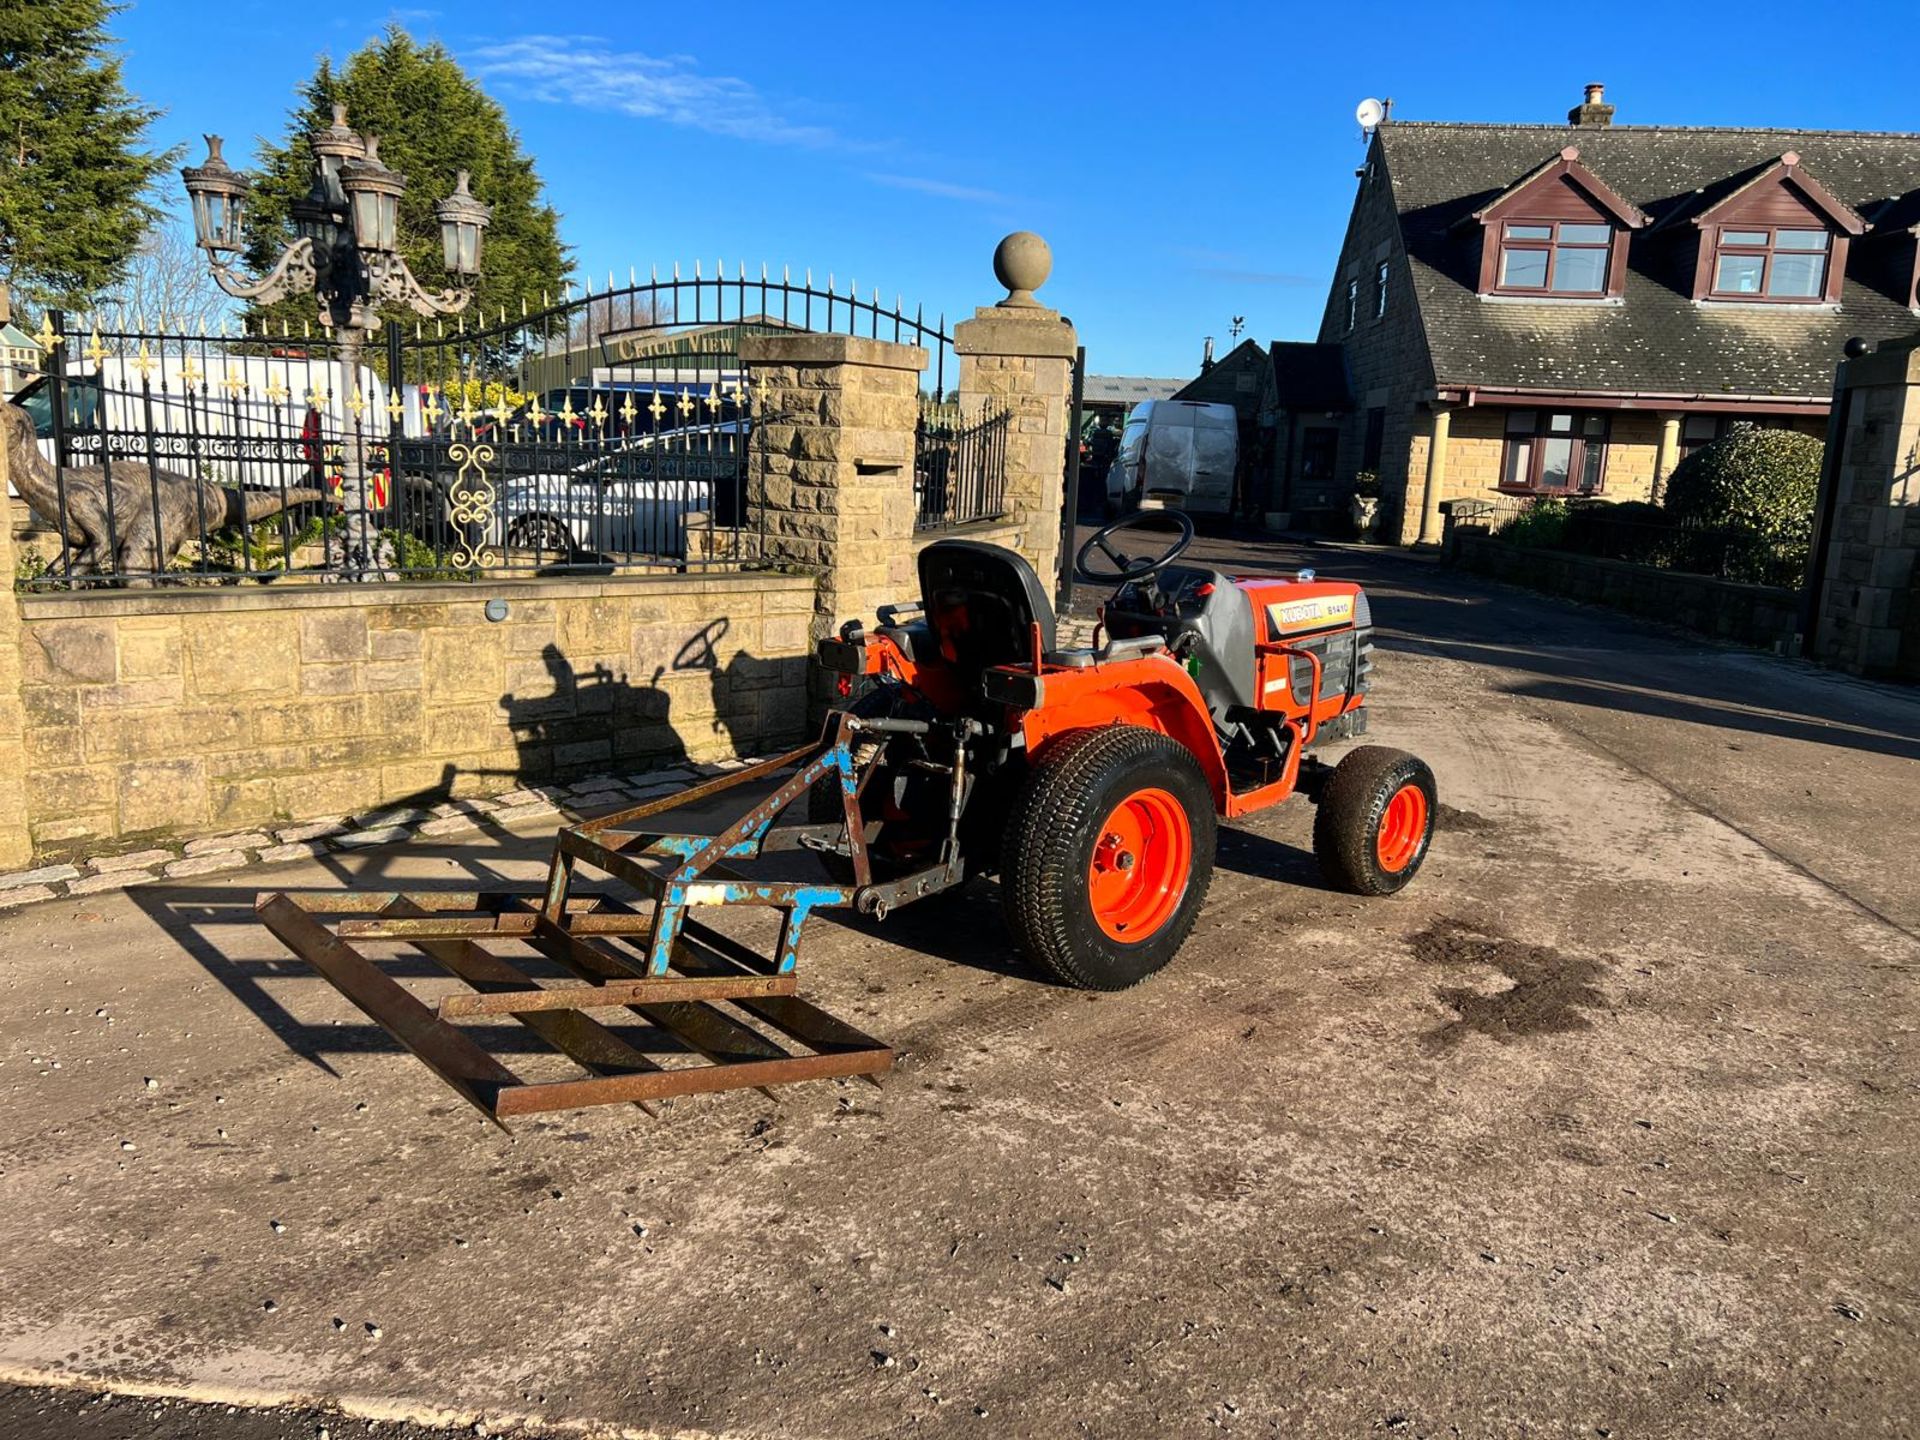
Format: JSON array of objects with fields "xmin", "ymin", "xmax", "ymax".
[{"xmin": 1074, "ymin": 508, "xmax": 1196, "ymax": 586}]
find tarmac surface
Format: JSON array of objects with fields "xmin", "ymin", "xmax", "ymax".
[{"xmin": 2, "ymin": 534, "xmax": 1917, "ymax": 1439}]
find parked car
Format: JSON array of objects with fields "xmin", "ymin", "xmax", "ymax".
[
  {"xmin": 1109, "ymin": 400, "xmax": 1238, "ymax": 517},
  {"xmin": 501, "ymin": 420, "xmax": 748, "ymax": 560}
]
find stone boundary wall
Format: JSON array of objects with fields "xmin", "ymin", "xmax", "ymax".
[
  {"xmin": 16, "ymin": 571, "xmax": 816, "ymax": 857},
  {"xmin": 1451, "ymin": 531, "xmax": 1799, "ymax": 650}
]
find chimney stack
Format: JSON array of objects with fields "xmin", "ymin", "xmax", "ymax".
[
  {"xmin": 1202, "ymin": 336, "xmax": 1215, "ymax": 371},
  {"xmin": 1569, "ymin": 83, "xmax": 1615, "ymax": 127}
]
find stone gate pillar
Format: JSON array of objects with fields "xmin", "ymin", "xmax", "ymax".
[
  {"xmin": 1811, "ymin": 333, "xmax": 1920, "ymax": 678},
  {"xmin": 737, "ymin": 332, "xmax": 927, "ymax": 658},
  {"xmin": 955, "ymin": 233, "xmax": 1078, "ymax": 590},
  {"xmin": 0, "ymin": 384, "xmax": 32, "ymax": 868}
]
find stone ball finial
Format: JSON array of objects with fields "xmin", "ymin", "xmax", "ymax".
[{"xmin": 993, "ymin": 231, "xmax": 1052, "ymax": 308}]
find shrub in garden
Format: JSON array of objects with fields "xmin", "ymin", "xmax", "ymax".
[
  {"xmin": 1498, "ymin": 497, "xmax": 1569, "ymax": 548},
  {"xmin": 1661, "ymin": 424, "xmax": 1822, "ymax": 586},
  {"xmin": 1560, "ymin": 500, "xmax": 1668, "ymax": 562},
  {"xmin": 1663, "ymin": 424, "xmax": 1822, "ymax": 539}
]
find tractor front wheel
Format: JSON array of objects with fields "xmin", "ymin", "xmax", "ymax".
[
  {"xmin": 1002, "ymin": 727, "xmax": 1217, "ymax": 991},
  {"xmin": 1312, "ymin": 746, "xmax": 1436, "ymax": 895}
]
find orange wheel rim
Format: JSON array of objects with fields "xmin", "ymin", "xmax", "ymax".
[
  {"xmin": 1088, "ymin": 787, "xmax": 1192, "ymax": 942},
  {"xmin": 1377, "ymin": 783, "xmax": 1428, "ymax": 873}
]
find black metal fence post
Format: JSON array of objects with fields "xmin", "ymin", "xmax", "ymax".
[
  {"xmin": 1056, "ymin": 345, "xmax": 1086, "ymax": 611},
  {"xmin": 44, "ymin": 311, "xmax": 73, "ymax": 576}
]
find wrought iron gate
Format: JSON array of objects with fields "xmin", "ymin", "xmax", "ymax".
[
  {"xmin": 386, "ymin": 267, "xmax": 955, "ymax": 573},
  {"xmin": 14, "ymin": 267, "xmax": 956, "ymax": 585}
]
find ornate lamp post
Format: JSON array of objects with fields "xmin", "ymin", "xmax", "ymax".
[{"xmin": 180, "ymin": 106, "xmax": 491, "ymax": 576}]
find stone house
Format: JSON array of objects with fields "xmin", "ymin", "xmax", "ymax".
[
  {"xmin": 1274, "ymin": 86, "xmax": 1920, "ymax": 544},
  {"xmin": 0, "ymin": 322, "xmax": 41, "ymax": 400}
]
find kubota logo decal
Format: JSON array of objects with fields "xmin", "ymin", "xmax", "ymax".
[{"xmin": 1268, "ymin": 594, "xmax": 1355, "ymax": 633}]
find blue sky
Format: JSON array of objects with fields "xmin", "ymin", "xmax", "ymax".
[{"xmin": 116, "ymin": 0, "xmax": 1918, "ymax": 376}]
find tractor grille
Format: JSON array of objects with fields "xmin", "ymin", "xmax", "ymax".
[{"xmin": 1286, "ymin": 588, "xmax": 1372, "ymax": 707}]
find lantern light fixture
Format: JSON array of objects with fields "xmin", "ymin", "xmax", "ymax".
[
  {"xmin": 435, "ymin": 170, "xmax": 492, "ymax": 277},
  {"xmin": 340, "ymin": 135, "xmax": 406, "ymax": 257},
  {"xmin": 180, "ymin": 135, "xmax": 251, "ymax": 254}
]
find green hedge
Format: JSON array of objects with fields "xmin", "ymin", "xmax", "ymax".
[{"xmin": 1663, "ymin": 423, "xmax": 1822, "ymax": 542}]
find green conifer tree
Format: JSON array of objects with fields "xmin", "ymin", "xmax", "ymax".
[
  {"xmin": 242, "ymin": 27, "xmax": 569, "ymax": 344},
  {"xmin": 0, "ymin": 0, "xmax": 171, "ymax": 311}
]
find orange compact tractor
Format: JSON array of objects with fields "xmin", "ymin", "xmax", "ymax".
[
  {"xmin": 259, "ymin": 512, "xmax": 1435, "ymax": 1123},
  {"xmin": 816, "ymin": 511, "xmax": 1436, "ymax": 989}
]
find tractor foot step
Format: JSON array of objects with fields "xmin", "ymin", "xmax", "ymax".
[{"xmin": 255, "ymin": 887, "xmax": 892, "ymax": 1129}]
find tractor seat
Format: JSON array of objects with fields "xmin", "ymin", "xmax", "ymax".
[{"xmin": 917, "ymin": 539, "xmax": 1056, "ymax": 674}]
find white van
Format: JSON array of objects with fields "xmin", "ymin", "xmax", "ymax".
[
  {"xmin": 12, "ymin": 351, "xmax": 400, "ymax": 492},
  {"xmin": 1109, "ymin": 400, "xmax": 1238, "ymax": 517}
]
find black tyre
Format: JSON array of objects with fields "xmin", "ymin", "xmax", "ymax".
[
  {"xmin": 1001, "ymin": 726, "xmax": 1217, "ymax": 991},
  {"xmin": 1312, "ymin": 746, "xmax": 1436, "ymax": 896},
  {"xmin": 507, "ymin": 512, "xmax": 572, "ymax": 554}
]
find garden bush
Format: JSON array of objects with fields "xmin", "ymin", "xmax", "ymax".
[
  {"xmin": 1663, "ymin": 424, "xmax": 1822, "ymax": 542},
  {"xmin": 1498, "ymin": 497, "xmax": 1569, "ymax": 549}
]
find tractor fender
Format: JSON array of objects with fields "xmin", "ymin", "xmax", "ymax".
[{"xmin": 1017, "ymin": 657, "xmax": 1231, "ymax": 811}]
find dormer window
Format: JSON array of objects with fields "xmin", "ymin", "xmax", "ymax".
[
  {"xmin": 1497, "ymin": 220, "xmax": 1614, "ymax": 295},
  {"xmin": 1687, "ymin": 152, "xmax": 1864, "ymax": 306},
  {"xmin": 1464, "ymin": 146, "xmax": 1649, "ymax": 300},
  {"xmin": 1708, "ymin": 226, "xmax": 1831, "ymax": 300}
]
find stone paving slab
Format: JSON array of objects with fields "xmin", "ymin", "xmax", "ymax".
[{"xmin": 0, "ymin": 758, "xmax": 761, "ymax": 915}]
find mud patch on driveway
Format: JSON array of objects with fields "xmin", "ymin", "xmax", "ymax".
[
  {"xmin": 1436, "ymin": 803, "xmax": 1501, "ymax": 834},
  {"xmin": 1413, "ymin": 918, "xmax": 1608, "ymax": 1052}
]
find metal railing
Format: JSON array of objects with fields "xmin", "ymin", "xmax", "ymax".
[
  {"xmin": 915, "ymin": 404, "xmax": 1010, "ymax": 531},
  {"xmin": 10, "ymin": 270, "xmax": 959, "ymax": 587},
  {"xmin": 1447, "ymin": 493, "xmax": 1809, "ymax": 589}
]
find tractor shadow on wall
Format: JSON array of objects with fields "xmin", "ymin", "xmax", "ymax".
[{"xmin": 496, "ymin": 618, "xmax": 800, "ymax": 787}]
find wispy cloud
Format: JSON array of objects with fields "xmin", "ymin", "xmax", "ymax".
[
  {"xmin": 864, "ymin": 172, "xmax": 1010, "ymax": 206},
  {"xmin": 468, "ymin": 35, "xmax": 848, "ymax": 149},
  {"xmin": 1173, "ymin": 245, "xmax": 1243, "ymax": 266},
  {"xmin": 1194, "ymin": 267, "xmax": 1314, "ymax": 286}
]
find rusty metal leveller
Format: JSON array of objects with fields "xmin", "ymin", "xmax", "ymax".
[{"xmin": 257, "ymin": 712, "xmax": 963, "ymax": 1127}]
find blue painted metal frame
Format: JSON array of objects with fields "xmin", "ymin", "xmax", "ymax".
[{"xmin": 549, "ymin": 712, "xmax": 876, "ymax": 979}]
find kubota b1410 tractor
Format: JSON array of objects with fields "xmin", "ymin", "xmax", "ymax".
[
  {"xmin": 813, "ymin": 509, "xmax": 1436, "ymax": 990},
  {"xmin": 258, "ymin": 511, "xmax": 1437, "ymax": 1124}
]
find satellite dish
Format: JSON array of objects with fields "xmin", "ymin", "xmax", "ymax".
[{"xmin": 1355, "ymin": 97, "xmax": 1385, "ymax": 131}]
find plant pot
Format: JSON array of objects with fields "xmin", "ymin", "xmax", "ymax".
[{"xmin": 1350, "ymin": 494, "xmax": 1380, "ymax": 541}]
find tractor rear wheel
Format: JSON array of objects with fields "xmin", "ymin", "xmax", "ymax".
[
  {"xmin": 1002, "ymin": 726, "xmax": 1216, "ymax": 991},
  {"xmin": 1312, "ymin": 746, "xmax": 1436, "ymax": 895}
]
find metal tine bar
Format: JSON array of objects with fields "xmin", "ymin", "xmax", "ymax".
[
  {"xmin": 676, "ymin": 916, "xmax": 890, "ymax": 1058},
  {"xmin": 383, "ymin": 897, "xmax": 668, "ymax": 1119},
  {"xmin": 284, "ymin": 888, "xmax": 613, "ymax": 916},
  {"xmin": 577, "ymin": 736, "xmax": 825, "ymax": 837},
  {"xmin": 493, "ymin": 1047, "xmax": 891, "ymax": 1117},
  {"xmin": 521, "ymin": 917, "xmax": 797, "ymax": 1071},
  {"xmin": 256, "ymin": 894, "xmax": 518, "ymax": 1128},
  {"xmin": 335, "ymin": 910, "xmax": 662, "ymax": 939},
  {"xmin": 437, "ymin": 970, "xmax": 798, "ymax": 1019}
]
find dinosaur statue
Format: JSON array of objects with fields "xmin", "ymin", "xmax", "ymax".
[{"xmin": 2, "ymin": 402, "xmax": 337, "ymax": 579}]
